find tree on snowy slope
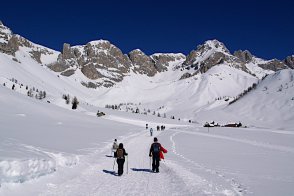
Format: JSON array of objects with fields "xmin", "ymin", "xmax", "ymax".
[{"xmin": 72, "ymin": 96, "xmax": 79, "ymax": 110}]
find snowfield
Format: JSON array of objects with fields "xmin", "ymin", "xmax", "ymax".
[{"xmin": 1, "ymin": 84, "xmax": 294, "ymax": 196}]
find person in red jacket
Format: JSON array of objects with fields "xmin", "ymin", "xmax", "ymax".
[{"xmin": 149, "ymin": 137, "xmax": 167, "ymax": 173}]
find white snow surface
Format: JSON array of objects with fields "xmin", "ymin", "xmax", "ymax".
[{"xmin": 1, "ymin": 85, "xmax": 294, "ymax": 195}]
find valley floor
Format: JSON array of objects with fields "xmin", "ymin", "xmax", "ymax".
[{"xmin": 1, "ymin": 114, "xmax": 293, "ymax": 196}]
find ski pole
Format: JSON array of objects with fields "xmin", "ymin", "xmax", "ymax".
[
  {"xmin": 150, "ymin": 156, "xmax": 152, "ymax": 170},
  {"xmin": 127, "ymin": 155, "xmax": 129, "ymax": 174},
  {"xmin": 113, "ymin": 158, "xmax": 116, "ymax": 171}
]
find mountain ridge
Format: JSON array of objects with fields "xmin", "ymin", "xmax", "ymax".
[{"xmin": 0, "ymin": 21, "xmax": 292, "ymax": 88}]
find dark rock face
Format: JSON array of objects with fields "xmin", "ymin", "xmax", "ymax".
[
  {"xmin": 129, "ymin": 49, "xmax": 157, "ymax": 76},
  {"xmin": 258, "ymin": 59, "xmax": 288, "ymax": 71},
  {"xmin": 151, "ymin": 53, "xmax": 185, "ymax": 72},
  {"xmin": 61, "ymin": 69, "xmax": 75, "ymax": 76},
  {"xmin": 198, "ymin": 52, "xmax": 226, "ymax": 73},
  {"xmin": 182, "ymin": 40, "xmax": 232, "ymax": 72},
  {"xmin": 0, "ymin": 23, "xmax": 17, "ymax": 55},
  {"xmin": 29, "ymin": 50, "xmax": 42, "ymax": 64},
  {"xmin": 284, "ymin": 55, "xmax": 294, "ymax": 69},
  {"xmin": 180, "ymin": 72, "xmax": 192, "ymax": 80},
  {"xmin": 234, "ymin": 50, "xmax": 253, "ymax": 63},
  {"xmin": 81, "ymin": 63, "xmax": 103, "ymax": 80},
  {"xmin": 48, "ymin": 61, "xmax": 70, "ymax": 72},
  {"xmin": 48, "ymin": 40, "xmax": 132, "ymax": 87},
  {"xmin": 62, "ymin": 43, "xmax": 75, "ymax": 59}
]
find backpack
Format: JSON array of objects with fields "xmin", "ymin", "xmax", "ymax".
[
  {"xmin": 116, "ymin": 149, "xmax": 124, "ymax": 159},
  {"xmin": 153, "ymin": 143, "xmax": 160, "ymax": 153}
]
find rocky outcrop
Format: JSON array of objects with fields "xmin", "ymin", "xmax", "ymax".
[
  {"xmin": 81, "ymin": 63, "xmax": 103, "ymax": 80},
  {"xmin": 48, "ymin": 61, "xmax": 70, "ymax": 72},
  {"xmin": 258, "ymin": 59, "xmax": 288, "ymax": 71},
  {"xmin": 49, "ymin": 40, "xmax": 132, "ymax": 87},
  {"xmin": 181, "ymin": 40, "xmax": 245, "ymax": 74},
  {"xmin": 183, "ymin": 40, "xmax": 232, "ymax": 70},
  {"xmin": 128, "ymin": 49, "xmax": 157, "ymax": 76},
  {"xmin": 61, "ymin": 69, "xmax": 75, "ymax": 76},
  {"xmin": 180, "ymin": 72, "xmax": 192, "ymax": 80},
  {"xmin": 62, "ymin": 43, "xmax": 75, "ymax": 59},
  {"xmin": 234, "ymin": 50, "xmax": 253, "ymax": 63},
  {"xmin": 0, "ymin": 23, "xmax": 16, "ymax": 55},
  {"xmin": 29, "ymin": 50, "xmax": 42, "ymax": 64},
  {"xmin": 284, "ymin": 55, "xmax": 294, "ymax": 69},
  {"xmin": 151, "ymin": 53, "xmax": 185, "ymax": 72},
  {"xmin": 198, "ymin": 52, "xmax": 226, "ymax": 73}
]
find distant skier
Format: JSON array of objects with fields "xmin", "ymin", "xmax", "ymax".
[
  {"xmin": 112, "ymin": 139, "xmax": 118, "ymax": 156},
  {"xmin": 157, "ymin": 125, "xmax": 160, "ymax": 131},
  {"xmin": 114, "ymin": 143, "xmax": 128, "ymax": 176},
  {"xmin": 149, "ymin": 137, "xmax": 167, "ymax": 173},
  {"xmin": 150, "ymin": 128, "xmax": 153, "ymax": 136},
  {"xmin": 146, "ymin": 123, "xmax": 148, "ymax": 130}
]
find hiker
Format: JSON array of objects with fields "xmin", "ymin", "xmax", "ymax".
[
  {"xmin": 150, "ymin": 128, "xmax": 153, "ymax": 136},
  {"xmin": 114, "ymin": 143, "xmax": 128, "ymax": 176},
  {"xmin": 157, "ymin": 125, "xmax": 160, "ymax": 131},
  {"xmin": 149, "ymin": 137, "xmax": 167, "ymax": 173},
  {"xmin": 112, "ymin": 139, "xmax": 118, "ymax": 156}
]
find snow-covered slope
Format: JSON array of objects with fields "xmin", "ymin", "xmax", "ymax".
[
  {"xmin": 1, "ymin": 84, "xmax": 294, "ymax": 196},
  {"xmin": 196, "ymin": 69, "xmax": 294, "ymax": 130}
]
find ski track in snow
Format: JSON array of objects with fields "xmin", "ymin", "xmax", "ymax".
[
  {"xmin": 172, "ymin": 128, "xmax": 294, "ymax": 154},
  {"xmin": 169, "ymin": 131, "xmax": 246, "ymax": 196},
  {"xmin": 33, "ymin": 128, "xmax": 237, "ymax": 196}
]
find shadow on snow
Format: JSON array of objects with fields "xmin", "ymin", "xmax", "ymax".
[
  {"xmin": 131, "ymin": 168, "xmax": 153, "ymax": 173},
  {"xmin": 102, "ymin": 169, "xmax": 117, "ymax": 176}
]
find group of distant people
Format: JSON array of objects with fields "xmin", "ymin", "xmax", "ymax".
[
  {"xmin": 111, "ymin": 136, "xmax": 167, "ymax": 176},
  {"xmin": 146, "ymin": 124, "xmax": 166, "ymax": 136}
]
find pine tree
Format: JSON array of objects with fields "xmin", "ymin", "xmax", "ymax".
[{"xmin": 72, "ymin": 96, "xmax": 79, "ymax": 110}]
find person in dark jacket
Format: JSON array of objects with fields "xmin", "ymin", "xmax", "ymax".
[
  {"xmin": 149, "ymin": 137, "xmax": 162, "ymax": 173},
  {"xmin": 114, "ymin": 143, "xmax": 128, "ymax": 176}
]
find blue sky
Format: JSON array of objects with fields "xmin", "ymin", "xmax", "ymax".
[{"xmin": 1, "ymin": 0, "xmax": 293, "ymax": 60}]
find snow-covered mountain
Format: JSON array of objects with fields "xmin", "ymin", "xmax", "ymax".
[{"xmin": 0, "ymin": 20, "xmax": 293, "ymax": 124}]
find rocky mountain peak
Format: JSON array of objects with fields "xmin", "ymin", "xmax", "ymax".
[
  {"xmin": 128, "ymin": 49, "xmax": 157, "ymax": 77},
  {"xmin": 50, "ymin": 40, "xmax": 132, "ymax": 88},
  {"xmin": 202, "ymin": 39, "xmax": 230, "ymax": 54},
  {"xmin": 234, "ymin": 50, "xmax": 253, "ymax": 63},
  {"xmin": 284, "ymin": 55, "xmax": 294, "ymax": 69},
  {"xmin": 181, "ymin": 40, "xmax": 235, "ymax": 74},
  {"xmin": 0, "ymin": 22, "xmax": 13, "ymax": 44}
]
